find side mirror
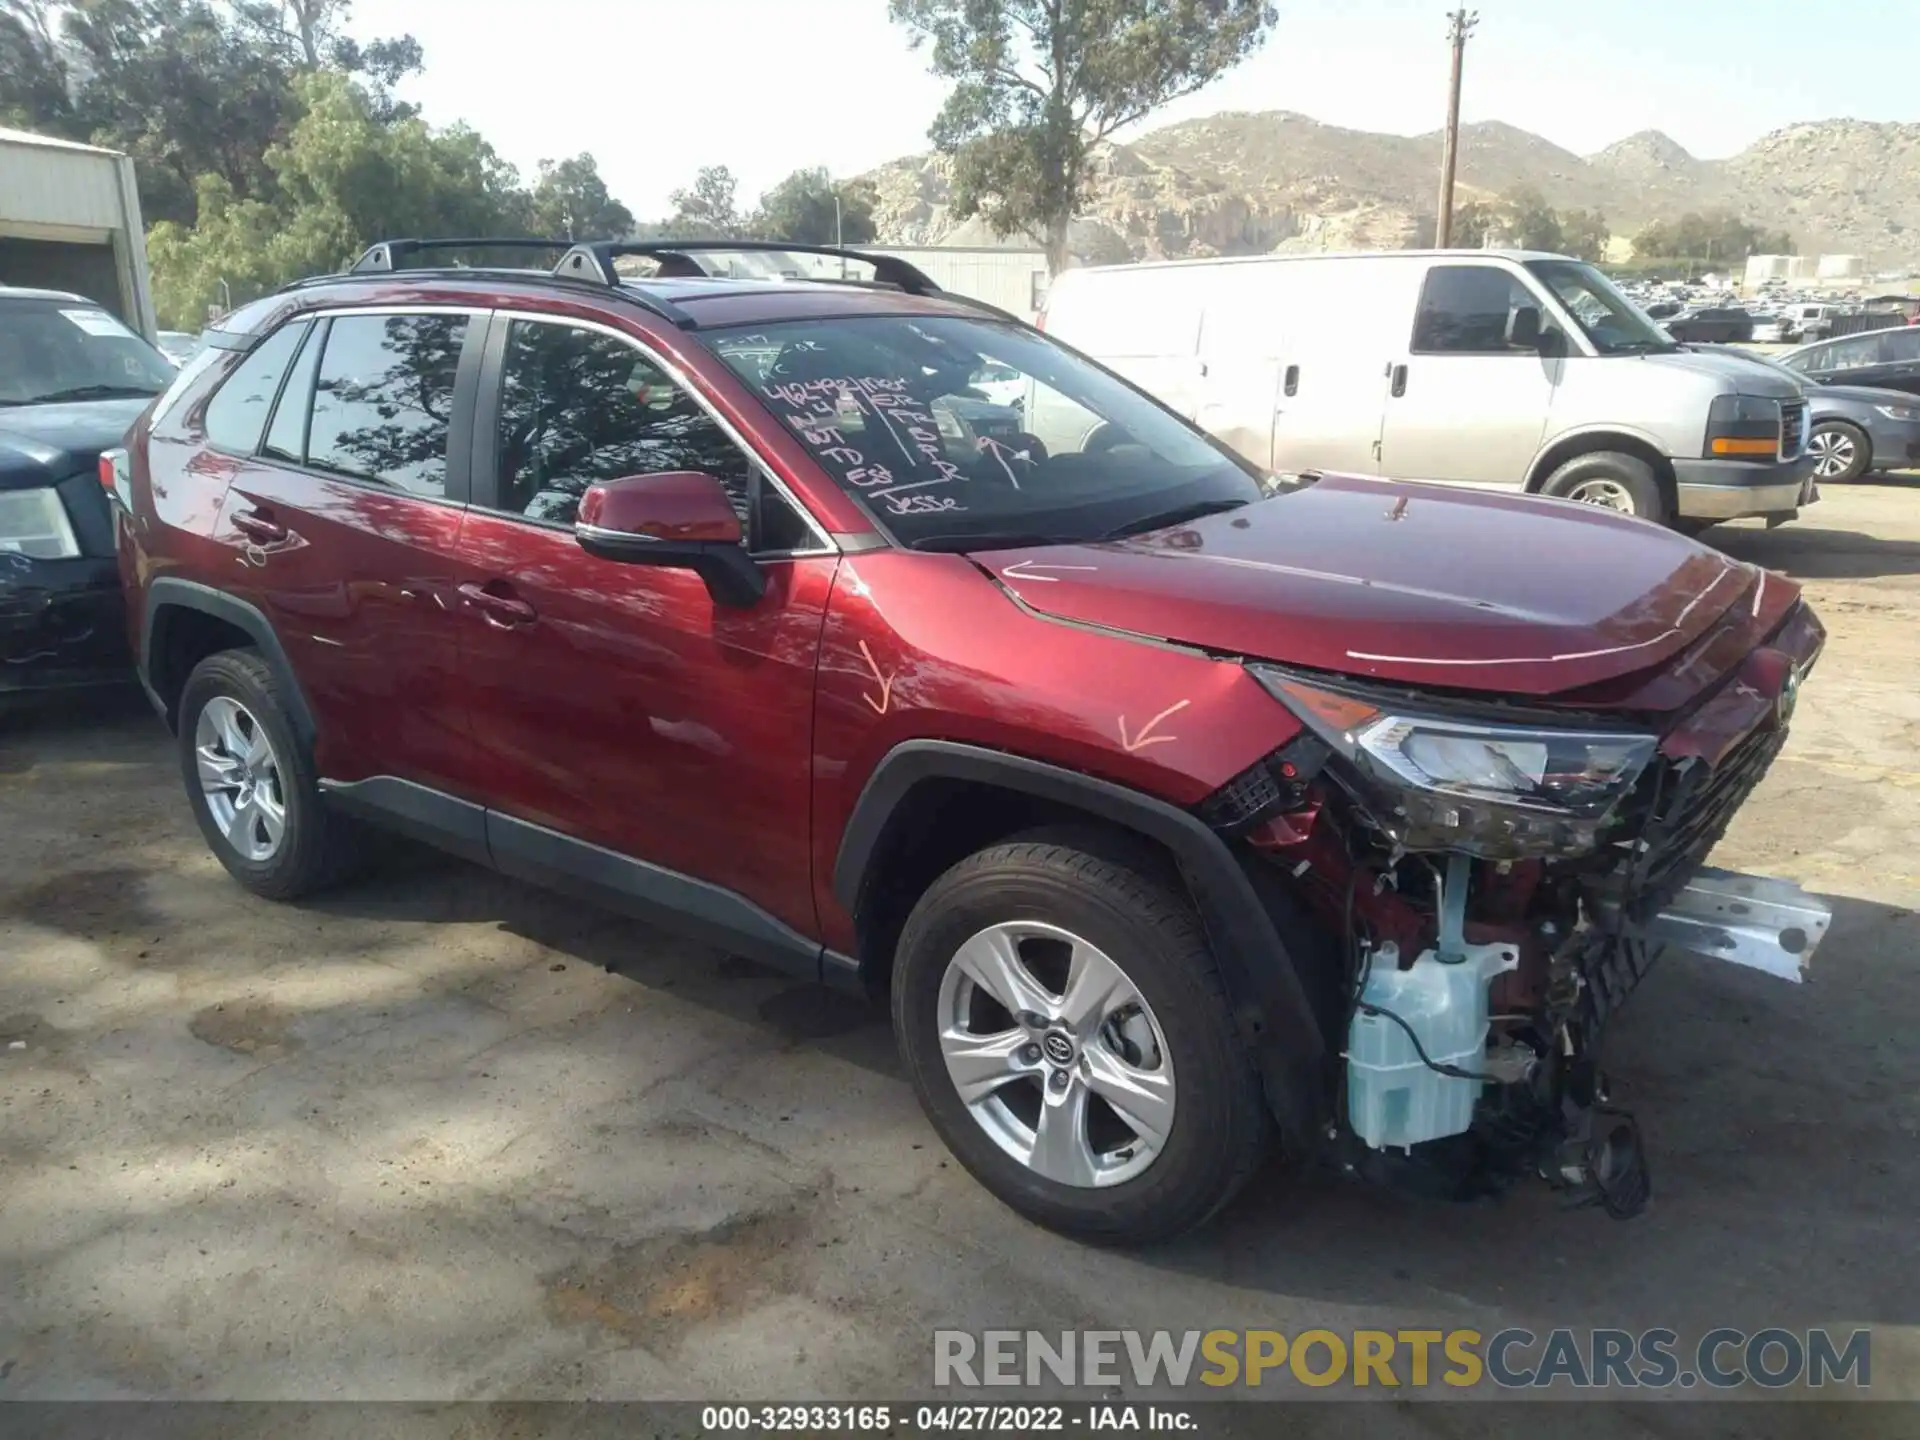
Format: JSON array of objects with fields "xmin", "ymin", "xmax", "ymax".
[
  {"xmin": 575, "ymin": 470, "xmax": 765, "ymax": 607},
  {"xmin": 1506, "ymin": 304, "xmax": 1543, "ymax": 349}
]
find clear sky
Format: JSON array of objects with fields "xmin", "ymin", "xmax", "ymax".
[{"xmin": 352, "ymin": 0, "xmax": 1919, "ymax": 219}]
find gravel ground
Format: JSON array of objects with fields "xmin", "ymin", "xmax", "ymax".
[{"xmin": 2, "ymin": 480, "xmax": 1918, "ymax": 1429}]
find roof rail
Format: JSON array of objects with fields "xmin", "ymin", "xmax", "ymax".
[
  {"xmin": 349, "ymin": 237, "xmax": 575, "ymax": 273},
  {"xmin": 551, "ymin": 240, "xmax": 946, "ymax": 296}
]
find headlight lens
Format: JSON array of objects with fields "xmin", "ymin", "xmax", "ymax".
[
  {"xmin": 1875, "ymin": 403, "xmax": 1920, "ymax": 421},
  {"xmin": 1255, "ymin": 669, "xmax": 1658, "ymax": 858},
  {"xmin": 0, "ymin": 487, "xmax": 81, "ymax": 560},
  {"xmin": 1704, "ymin": 393, "xmax": 1783, "ymax": 459}
]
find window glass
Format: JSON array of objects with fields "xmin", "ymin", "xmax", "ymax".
[
  {"xmin": 1792, "ymin": 333, "xmax": 1882, "ymax": 373},
  {"xmin": 306, "ymin": 313, "xmax": 468, "ymax": 495},
  {"xmin": 263, "ymin": 321, "xmax": 323, "ymax": 464},
  {"xmin": 204, "ymin": 321, "xmax": 309, "ymax": 454},
  {"xmin": 495, "ymin": 319, "xmax": 755, "ymax": 530},
  {"xmin": 1412, "ymin": 266, "xmax": 1542, "ymax": 354},
  {"xmin": 704, "ymin": 315, "xmax": 1256, "ymax": 549},
  {"xmin": 0, "ymin": 298, "xmax": 176, "ymax": 405},
  {"xmin": 1878, "ymin": 328, "xmax": 1920, "ymax": 362}
]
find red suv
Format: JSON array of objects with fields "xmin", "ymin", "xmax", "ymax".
[{"xmin": 116, "ymin": 239, "xmax": 1830, "ymax": 1242}]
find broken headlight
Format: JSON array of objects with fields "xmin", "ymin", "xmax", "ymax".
[{"xmin": 1253, "ymin": 669, "xmax": 1657, "ymax": 859}]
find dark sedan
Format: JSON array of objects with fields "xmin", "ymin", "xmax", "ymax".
[
  {"xmin": 1707, "ymin": 345, "xmax": 1920, "ymax": 482},
  {"xmin": 1778, "ymin": 325, "xmax": 1920, "ymax": 399},
  {"xmin": 1, "ymin": 287, "xmax": 177, "ymax": 695}
]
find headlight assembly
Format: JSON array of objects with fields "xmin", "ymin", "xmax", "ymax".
[
  {"xmin": 0, "ymin": 487, "xmax": 81, "ymax": 560},
  {"xmin": 1254, "ymin": 668, "xmax": 1658, "ymax": 859},
  {"xmin": 1875, "ymin": 402, "xmax": 1920, "ymax": 421}
]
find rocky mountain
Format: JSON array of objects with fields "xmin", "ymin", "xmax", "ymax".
[{"xmin": 862, "ymin": 111, "xmax": 1920, "ymax": 269}]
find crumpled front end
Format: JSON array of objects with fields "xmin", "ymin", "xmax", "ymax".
[
  {"xmin": 0, "ymin": 550, "xmax": 130, "ymax": 695},
  {"xmin": 1204, "ymin": 592, "xmax": 1829, "ymax": 1218}
]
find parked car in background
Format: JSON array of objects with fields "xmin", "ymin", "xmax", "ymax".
[
  {"xmin": 1707, "ymin": 345, "xmax": 1920, "ymax": 482},
  {"xmin": 0, "ymin": 285, "xmax": 178, "ymax": 695},
  {"xmin": 1747, "ymin": 312, "xmax": 1790, "ymax": 344},
  {"xmin": 112, "ymin": 236, "xmax": 1828, "ymax": 1242},
  {"xmin": 1785, "ymin": 303, "xmax": 1835, "ymax": 342},
  {"xmin": 1035, "ymin": 250, "xmax": 1812, "ymax": 530},
  {"xmin": 1779, "ymin": 327, "xmax": 1920, "ymax": 398},
  {"xmin": 155, "ymin": 330, "xmax": 202, "ymax": 366},
  {"xmin": 1643, "ymin": 300, "xmax": 1683, "ymax": 321},
  {"xmin": 1665, "ymin": 307, "xmax": 1755, "ymax": 343}
]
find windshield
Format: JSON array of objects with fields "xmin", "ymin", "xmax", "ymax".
[
  {"xmin": 706, "ymin": 315, "xmax": 1260, "ymax": 547},
  {"xmin": 1525, "ymin": 260, "xmax": 1678, "ymax": 355},
  {"xmin": 0, "ymin": 300, "xmax": 175, "ymax": 405}
]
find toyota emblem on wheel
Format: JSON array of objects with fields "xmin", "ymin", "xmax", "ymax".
[{"xmin": 1043, "ymin": 1031, "xmax": 1076, "ymax": 1066}]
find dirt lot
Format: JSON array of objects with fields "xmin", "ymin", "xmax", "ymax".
[{"xmin": 3, "ymin": 481, "xmax": 1919, "ymax": 1421}]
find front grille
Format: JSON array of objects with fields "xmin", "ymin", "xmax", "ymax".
[
  {"xmin": 1625, "ymin": 720, "xmax": 1787, "ymax": 919},
  {"xmin": 1780, "ymin": 399, "xmax": 1807, "ymax": 460}
]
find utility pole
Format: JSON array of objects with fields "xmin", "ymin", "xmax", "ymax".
[{"xmin": 1434, "ymin": 8, "xmax": 1478, "ymax": 248}]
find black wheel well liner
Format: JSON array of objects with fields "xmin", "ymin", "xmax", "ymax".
[
  {"xmin": 141, "ymin": 578, "xmax": 316, "ymax": 743},
  {"xmin": 834, "ymin": 739, "xmax": 1328, "ymax": 1144}
]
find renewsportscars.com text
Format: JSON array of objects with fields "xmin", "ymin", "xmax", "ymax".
[{"xmin": 933, "ymin": 1327, "xmax": 1872, "ymax": 1391}]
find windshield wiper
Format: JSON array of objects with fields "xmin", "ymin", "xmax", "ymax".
[
  {"xmin": 1103, "ymin": 497, "xmax": 1250, "ymax": 539},
  {"xmin": 907, "ymin": 531, "xmax": 1080, "ymax": 554},
  {"xmin": 23, "ymin": 384, "xmax": 160, "ymax": 404}
]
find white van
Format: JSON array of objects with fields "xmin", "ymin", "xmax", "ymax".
[{"xmin": 1032, "ymin": 250, "xmax": 1816, "ymax": 529}]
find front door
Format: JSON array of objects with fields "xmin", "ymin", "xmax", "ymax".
[
  {"xmin": 1376, "ymin": 263, "xmax": 1558, "ymax": 487},
  {"xmin": 213, "ymin": 307, "xmax": 484, "ymax": 794},
  {"xmin": 453, "ymin": 313, "xmax": 834, "ymax": 956}
]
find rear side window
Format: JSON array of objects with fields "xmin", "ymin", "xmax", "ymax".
[
  {"xmin": 1879, "ymin": 328, "xmax": 1920, "ymax": 362},
  {"xmin": 1412, "ymin": 266, "xmax": 1538, "ymax": 354},
  {"xmin": 303, "ymin": 313, "xmax": 468, "ymax": 496},
  {"xmin": 202, "ymin": 321, "xmax": 309, "ymax": 453},
  {"xmin": 1791, "ymin": 333, "xmax": 1882, "ymax": 373}
]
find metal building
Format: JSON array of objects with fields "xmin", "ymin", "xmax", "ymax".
[{"xmin": 0, "ymin": 126, "xmax": 157, "ymax": 340}]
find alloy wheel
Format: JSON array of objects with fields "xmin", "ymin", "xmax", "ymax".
[
  {"xmin": 1563, "ymin": 477, "xmax": 1637, "ymax": 513},
  {"xmin": 1809, "ymin": 429, "xmax": 1857, "ymax": 479},
  {"xmin": 194, "ymin": 695, "xmax": 287, "ymax": 862},
  {"xmin": 936, "ymin": 920, "xmax": 1176, "ymax": 1188}
]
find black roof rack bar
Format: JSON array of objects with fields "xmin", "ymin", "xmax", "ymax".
[
  {"xmin": 551, "ymin": 240, "xmax": 946, "ymax": 297},
  {"xmin": 350, "ymin": 237, "xmax": 577, "ymax": 274}
]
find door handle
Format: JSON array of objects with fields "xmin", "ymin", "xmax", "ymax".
[
  {"xmin": 1390, "ymin": 364, "xmax": 1408, "ymax": 398},
  {"xmin": 458, "ymin": 581, "xmax": 537, "ymax": 628},
  {"xmin": 1283, "ymin": 364, "xmax": 1299, "ymax": 397},
  {"xmin": 231, "ymin": 508, "xmax": 288, "ymax": 543}
]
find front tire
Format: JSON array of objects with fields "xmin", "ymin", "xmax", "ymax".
[
  {"xmin": 1808, "ymin": 421, "xmax": 1870, "ymax": 482},
  {"xmin": 891, "ymin": 832, "xmax": 1269, "ymax": 1243},
  {"xmin": 1539, "ymin": 451, "xmax": 1667, "ymax": 524},
  {"xmin": 178, "ymin": 649, "xmax": 358, "ymax": 901}
]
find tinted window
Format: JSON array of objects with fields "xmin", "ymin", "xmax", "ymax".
[
  {"xmin": 1791, "ymin": 333, "xmax": 1883, "ymax": 374},
  {"xmin": 1412, "ymin": 266, "xmax": 1541, "ymax": 354},
  {"xmin": 1878, "ymin": 328, "xmax": 1920, "ymax": 362},
  {"xmin": 306, "ymin": 313, "xmax": 468, "ymax": 496},
  {"xmin": 495, "ymin": 319, "xmax": 754, "ymax": 529},
  {"xmin": 204, "ymin": 321, "xmax": 309, "ymax": 453},
  {"xmin": 263, "ymin": 322, "xmax": 322, "ymax": 464}
]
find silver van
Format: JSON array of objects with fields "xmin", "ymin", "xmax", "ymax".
[{"xmin": 1033, "ymin": 250, "xmax": 1816, "ymax": 529}]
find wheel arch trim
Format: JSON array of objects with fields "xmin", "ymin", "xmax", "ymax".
[
  {"xmin": 834, "ymin": 739, "xmax": 1327, "ymax": 1143},
  {"xmin": 142, "ymin": 577, "xmax": 317, "ymax": 744}
]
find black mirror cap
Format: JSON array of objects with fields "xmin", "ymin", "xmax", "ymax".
[
  {"xmin": 1507, "ymin": 304, "xmax": 1543, "ymax": 349},
  {"xmin": 574, "ymin": 529, "xmax": 768, "ymax": 607}
]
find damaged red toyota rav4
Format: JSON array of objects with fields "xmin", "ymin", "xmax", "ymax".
[{"xmin": 111, "ymin": 239, "xmax": 1828, "ymax": 1243}]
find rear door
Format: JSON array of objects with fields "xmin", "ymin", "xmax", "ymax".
[
  {"xmin": 1375, "ymin": 263, "xmax": 1557, "ymax": 487},
  {"xmin": 214, "ymin": 306, "xmax": 485, "ymax": 793},
  {"xmin": 1845, "ymin": 328, "xmax": 1920, "ymax": 395},
  {"xmin": 1267, "ymin": 257, "xmax": 1424, "ymax": 476}
]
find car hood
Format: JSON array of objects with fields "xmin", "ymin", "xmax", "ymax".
[
  {"xmin": 0, "ymin": 397, "xmax": 148, "ymax": 490},
  {"xmin": 1655, "ymin": 347, "xmax": 1803, "ymax": 397},
  {"xmin": 977, "ymin": 474, "xmax": 1768, "ymax": 699}
]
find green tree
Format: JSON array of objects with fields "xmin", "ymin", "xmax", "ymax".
[
  {"xmin": 1498, "ymin": 187, "xmax": 1563, "ymax": 252},
  {"xmin": 667, "ymin": 165, "xmax": 743, "ymax": 237},
  {"xmin": 752, "ymin": 168, "xmax": 878, "ymax": 245},
  {"xmin": 527, "ymin": 154, "xmax": 636, "ymax": 240},
  {"xmin": 1559, "ymin": 207, "xmax": 1609, "ymax": 262},
  {"xmin": 1448, "ymin": 199, "xmax": 1494, "ymax": 249},
  {"xmin": 1633, "ymin": 210, "xmax": 1795, "ymax": 266},
  {"xmin": 146, "ymin": 70, "xmax": 529, "ymax": 326},
  {"xmin": 889, "ymin": 0, "xmax": 1277, "ymax": 274},
  {"xmin": 0, "ymin": 2, "xmax": 72, "ymax": 132}
]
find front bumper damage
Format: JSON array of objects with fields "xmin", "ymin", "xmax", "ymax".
[
  {"xmin": 1632, "ymin": 866, "xmax": 1832, "ymax": 983},
  {"xmin": 0, "ymin": 552, "xmax": 131, "ymax": 696}
]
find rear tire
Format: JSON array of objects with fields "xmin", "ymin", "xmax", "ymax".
[
  {"xmin": 178, "ymin": 649, "xmax": 359, "ymax": 901},
  {"xmin": 1539, "ymin": 451, "xmax": 1667, "ymax": 524},
  {"xmin": 1808, "ymin": 421, "xmax": 1870, "ymax": 483},
  {"xmin": 891, "ymin": 831, "xmax": 1269, "ymax": 1244}
]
